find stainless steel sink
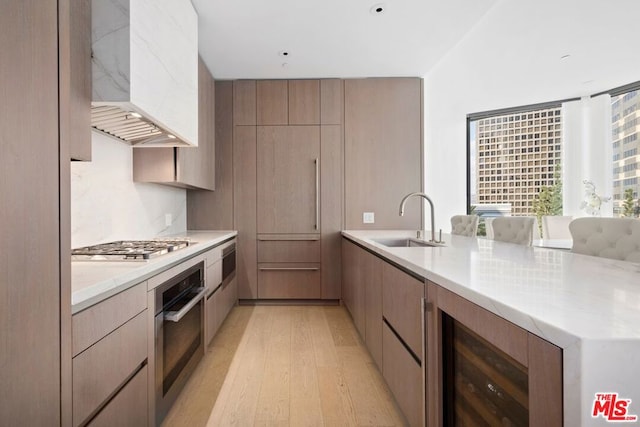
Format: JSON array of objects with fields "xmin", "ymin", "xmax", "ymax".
[{"xmin": 372, "ymin": 238, "xmax": 444, "ymax": 248}]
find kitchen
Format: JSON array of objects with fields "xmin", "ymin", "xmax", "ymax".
[{"xmin": 3, "ymin": 0, "xmax": 640, "ymax": 426}]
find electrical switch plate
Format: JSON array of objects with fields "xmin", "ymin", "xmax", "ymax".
[
  {"xmin": 165, "ymin": 213, "xmax": 172, "ymax": 227},
  {"xmin": 363, "ymin": 212, "xmax": 375, "ymax": 224}
]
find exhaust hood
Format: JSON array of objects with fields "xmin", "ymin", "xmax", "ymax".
[{"xmin": 91, "ymin": 0, "xmax": 198, "ymax": 147}]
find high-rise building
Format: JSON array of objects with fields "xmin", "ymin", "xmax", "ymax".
[
  {"xmin": 611, "ymin": 89, "xmax": 640, "ymax": 216},
  {"xmin": 475, "ymin": 107, "xmax": 563, "ymax": 215}
]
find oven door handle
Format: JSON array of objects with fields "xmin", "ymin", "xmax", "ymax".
[{"xmin": 164, "ymin": 287, "xmax": 206, "ymax": 322}]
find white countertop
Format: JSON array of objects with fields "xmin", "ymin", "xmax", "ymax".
[
  {"xmin": 342, "ymin": 230, "xmax": 640, "ymax": 426},
  {"xmin": 71, "ymin": 231, "xmax": 237, "ymax": 314}
]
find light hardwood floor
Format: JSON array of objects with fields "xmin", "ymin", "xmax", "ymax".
[{"xmin": 162, "ymin": 305, "xmax": 407, "ymax": 427}]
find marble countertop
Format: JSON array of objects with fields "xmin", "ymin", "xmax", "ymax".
[
  {"xmin": 72, "ymin": 230, "xmax": 237, "ymax": 314},
  {"xmin": 343, "ymin": 230, "xmax": 640, "ymax": 426}
]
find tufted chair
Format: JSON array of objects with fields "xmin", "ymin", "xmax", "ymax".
[
  {"xmin": 451, "ymin": 215, "xmax": 479, "ymax": 237},
  {"xmin": 569, "ymin": 217, "xmax": 640, "ymax": 262},
  {"xmin": 491, "ymin": 217, "xmax": 535, "ymax": 246}
]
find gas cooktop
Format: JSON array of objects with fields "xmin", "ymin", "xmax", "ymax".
[{"xmin": 71, "ymin": 239, "xmax": 191, "ymax": 261}]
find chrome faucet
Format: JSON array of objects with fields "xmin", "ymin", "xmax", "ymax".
[{"xmin": 398, "ymin": 192, "xmax": 441, "ymax": 243}]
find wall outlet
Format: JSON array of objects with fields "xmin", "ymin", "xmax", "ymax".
[
  {"xmin": 363, "ymin": 212, "xmax": 375, "ymax": 224},
  {"xmin": 165, "ymin": 213, "xmax": 173, "ymax": 227}
]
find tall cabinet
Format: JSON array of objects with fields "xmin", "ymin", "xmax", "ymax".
[
  {"xmin": 232, "ymin": 79, "xmax": 343, "ymax": 300},
  {"xmin": 1, "ymin": 0, "xmax": 73, "ymax": 424}
]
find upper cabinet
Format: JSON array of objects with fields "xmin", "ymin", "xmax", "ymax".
[
  {"xmin": 60, "ymin": 0, "xmax": 92, "ymax": 161},
  {"xmin": 132, "ymin": 57, "xmax": 215, "ymax": 190},
  {"xmin": 254, "ymin": 80, "xmax": 328, "ymax": 126},
  {"xmin": 91, "ymin": 0, "xmax": 198, "ymax": 147},
  {"xmin": 288, "ymin": 80, "xmax": 320, "ymax": 125}
]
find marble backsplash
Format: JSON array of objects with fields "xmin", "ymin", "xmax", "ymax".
[{"xmin": 71, "ymin": 132, "xmax": 187, "ymax": 248}]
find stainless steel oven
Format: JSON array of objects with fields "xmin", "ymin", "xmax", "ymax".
[{"xmin": 154, "ymin": 261, "xmax": 205, "ymax": 424}]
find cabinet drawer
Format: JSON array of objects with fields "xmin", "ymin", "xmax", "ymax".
[
  {"xmin": 258, "ymin": 239, "xmax": 320, "ymax": 263},
  {"xmin": 383, "ymin": 323, "xmax": 423, "ymax": 427},
  {"xmin": 258, "ymin": 263, "xmax": 321, "ymax": 298},
  {"xmin": 73, "ymin": 310, "xmax": 147, "ymax": 426},
  {"xmin": 87, "ymin": 365, "xmax": 148, "ymax": 427},
  {"xmin": 72, "ymin": 281, "xmax": 147, "ymax": 356},
  {"xmin": 382, "ymin": 263, "xmax": 424, "ymax": 358}
]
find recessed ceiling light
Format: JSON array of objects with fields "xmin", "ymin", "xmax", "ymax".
[
  {"xmin": 370, "ymin": 3, "xmax": 385, "ymax": 14},
  {"xmin": 130, "ymin": 112, "xmax": 142, "ymax": 118},
  {"xmin": 167, "ymin": 134, "xmax": 176, "ymax": 139},
  {"xmin": 278, "ymin": 51, "xmax": 290, "ymax": 57}
]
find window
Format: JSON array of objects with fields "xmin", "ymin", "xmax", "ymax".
[
  {"xmin": 611, "ymin": 87, "xmax": 640, "ymax": 216},
  {"xmin": 469, "ymin": 104, "xmax": 563, "ymax": 217}
]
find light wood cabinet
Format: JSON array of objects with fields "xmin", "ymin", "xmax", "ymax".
[
  {"xmin": 73, "ymin": 311, "xmax": 147, "ymax": 426},
  {"xmin": 71, "ymin": 283, "xmax": 148, "ymax": 426},
  {"xmin": 87, "ymin": 365, "xmax": 148, "ymax": 427},
  {"xmin": 132, "ymin": 56, "xmax": 215, "ymax": 190},
  {"xmin": 61, "ymin": 0, "xmax": 92, "ymax": 161},
  {"xmin": 320, "ymin": 79, "xmax": 343, "ymax": 125},
  {"xmin": 258, "ymin": 237, "xmax": 321, "ymax": 299},
  {"xmin": 234, "ymin": 126, "xmax": 258, "ymax": 299},
  {"xmin": 288, "ymin": 80, "xmax": 320, "ymax": 125},
  {"xmin": 187, "ymin": 81, "xmax": 234, "ymax": 229},
  {"xmin": 257, "ymin": 80, "xmax": 288, "ymax": 125},
  {"xmin": 341, "ymin": 239, "xmax": 366, "ymax": 337},
  {"xmin": 320, "ymin": 125, "xmax": 343, "ymax": 299},
  {"xmin": 1, "ymin": 0, "xmax": 64, "ymax": 423},
  {"xmin": 344, "ymin": 78, "xmax": 423, "ymax": 229},
  {"xmin": 233, "ymin": 80, "xmax": 257, "ymax": 125},
  {"xmin": 382, "ymin": 262, "xmax": 424, "ymax": 358},
  {"xmin": 364, "ymin": 248, "xmax": 383, "ymax": 369},
  {"xmin": 383, "ymin": 323, "xmax": 424, "ymax": 427},
  {"xmin": 257, "ymin": 126, "xmax": 321, "ymax": 234}
]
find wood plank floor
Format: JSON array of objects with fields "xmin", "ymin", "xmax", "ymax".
[{"xmin": 161, "ymin": 305, "xmax": 408, "ymax": 427}]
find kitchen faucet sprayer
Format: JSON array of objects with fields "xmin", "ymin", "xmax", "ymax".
[{"xmin": 398, "ymin": 192, "xmax": 442, "ymax": 243}]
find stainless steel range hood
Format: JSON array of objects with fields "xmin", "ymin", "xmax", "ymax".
[{"xmin": 91, "ymin": 0, "xmax": 198, "ymax": 147}]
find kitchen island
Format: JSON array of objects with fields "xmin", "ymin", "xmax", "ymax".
[{"xmin": 343, "ymin": 230, "xmax": 640, "ymax": 426}]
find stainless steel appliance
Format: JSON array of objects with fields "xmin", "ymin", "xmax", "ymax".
[
  {"xmin": 154, "ymin": 261, "xmax": 205, "ymax": 424},
  {"xmin": 71, "ymin": 239, "xmax": 191, "ymax": 261}
]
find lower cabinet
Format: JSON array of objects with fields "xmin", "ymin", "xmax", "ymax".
[
  {"xmin": 71, "ymin": 283, "xmax": 148, "ymax": 427},
  {"xmin": 383, "ymin": 323, "xmax": 423, "ymax": 427},
  {"xmin": 258, "ymin": 237, "xmax": 321, "ymax": 299},
  {"xmin": 87, "ymin": 365, "xmax": 148, "ymax": 427},
  {"xmin": 341, "ymin": 237, "xmax": 564, "ymax": 427}
]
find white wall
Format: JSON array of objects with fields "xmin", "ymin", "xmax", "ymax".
[
  {"xmin": 424, "ymin": 0, "xmax": 640, "ymax": 231},
  {"xmin": 70, "ymin": 132, "xmax": 186, "ymax": 248}
]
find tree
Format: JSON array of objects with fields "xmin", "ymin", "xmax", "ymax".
[
  {"xmin": 622, "ymin": 188, "xmax": 636, "ymax": 217},
  {"xmin": 532, "ymin": 164, "xmax": 563, "ymax": 237}
]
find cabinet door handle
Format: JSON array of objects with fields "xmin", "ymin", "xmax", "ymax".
[
  {"xmin": 259, "ymin": 267, "xmax": 320, "ymax": 271},
  {"xmin": 315, "ymin": 158, "xmax": 320, "ymax": 230}
]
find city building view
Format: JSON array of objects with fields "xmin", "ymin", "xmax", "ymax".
[
  {"xmin": 471, "ymin": 107, "xmax": 563, "ymax": 217},
  {"xmin": 612, "ymin": 88, "xmax": 640, "ymax": 216}
]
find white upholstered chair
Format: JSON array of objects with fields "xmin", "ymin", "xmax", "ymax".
[
  {"xmin": 451, "ymin": 215, "xmax": 479, "ymax": 237},
  {"xmin": 569, "ymin": 217, "xmax": 640, "ymax": 262},
  {"xmin": 541, "ymin": 215, "xmax": 573, "ymax": 239},
  {"xmin": 491, "ymin": 217, "xmax": 535, "ymax": 246}
]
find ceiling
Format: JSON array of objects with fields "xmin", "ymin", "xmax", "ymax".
[{"xmin": 192, "ymin": 0, "xmax": 498, "ymax": 80}]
